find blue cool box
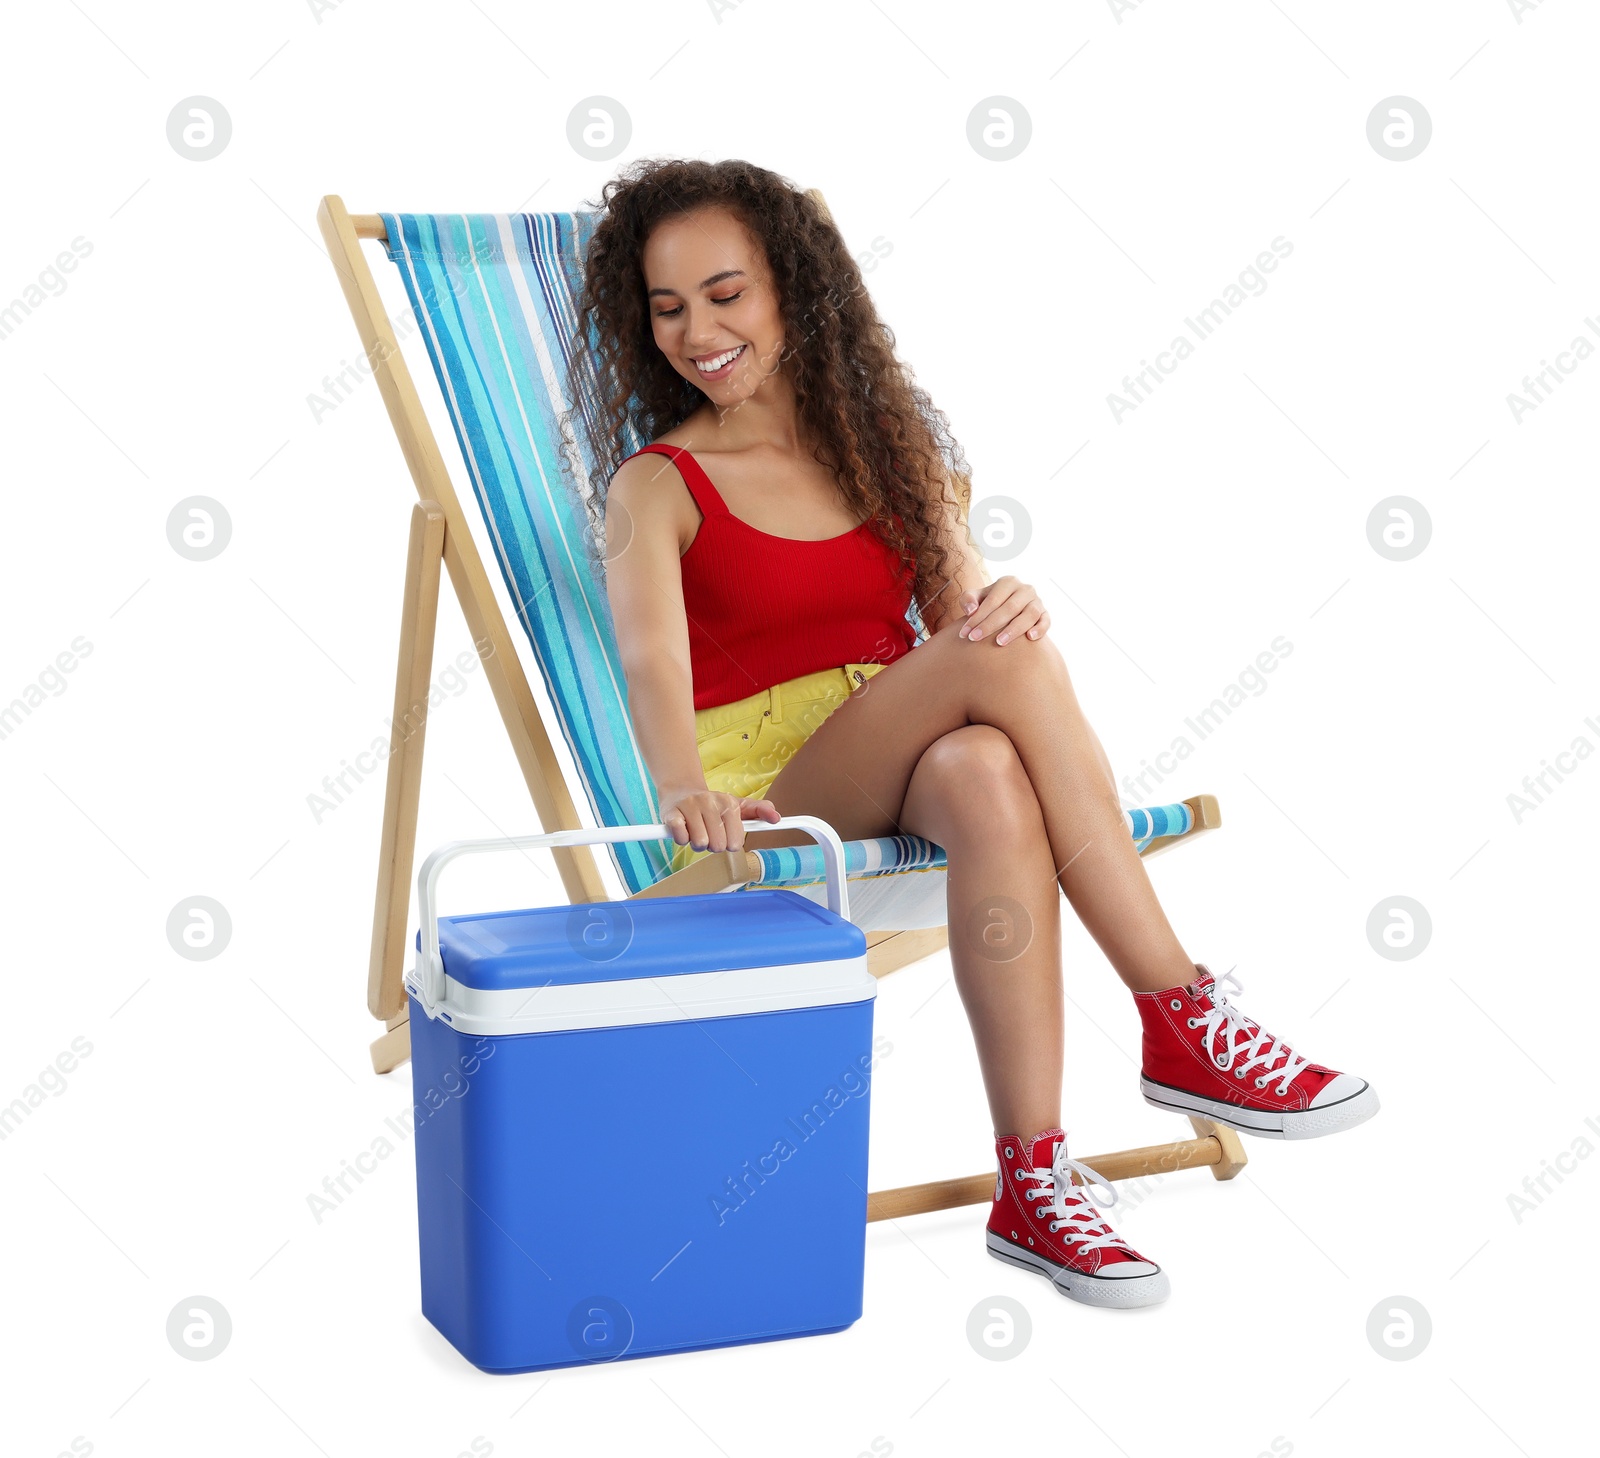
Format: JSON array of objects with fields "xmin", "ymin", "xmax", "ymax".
[{"xmin": 405, "ymin": 872, "xmax": 878, "ymax": 1375}]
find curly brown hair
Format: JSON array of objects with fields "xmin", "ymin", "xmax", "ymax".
[{"xmin": 561, "ymin": 155, "xmax": 971, "ymax": 627}]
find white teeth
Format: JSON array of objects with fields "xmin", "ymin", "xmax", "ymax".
[{"xmin": 695, "ymin": 344, "xmax": 745, "ymax": 374}]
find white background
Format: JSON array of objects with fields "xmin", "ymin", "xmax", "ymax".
[{"xmin": 2, "ymin": 1, "xmax": 1595, "ymax": 1455}]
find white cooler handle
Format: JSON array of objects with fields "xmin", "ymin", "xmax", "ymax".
[{"xmin": 410, "ymin": 815, "xmax": 851, "ymax": 1017}]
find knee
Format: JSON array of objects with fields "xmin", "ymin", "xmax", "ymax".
[
  {"xmin": 938, "ymin": 614, "xmax": 1069, "ymax": 692},
  {"xmin": 911, "ymin": 726, "xmax": 1043, "ymax": 833}
]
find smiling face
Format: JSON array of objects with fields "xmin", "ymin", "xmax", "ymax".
[{"xmin": 642, "ymin": 204, "xmax": 787, "ymax": 408}]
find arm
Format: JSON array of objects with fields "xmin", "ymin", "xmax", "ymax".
[
  {"xmin": 604, "ymin": 456, "xmax": 778, "ymax": 853},
  {"xmin": 604, "ymin": 455, "xmax": 703, "ymax": 796}
]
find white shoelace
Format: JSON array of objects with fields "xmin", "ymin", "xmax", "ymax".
[
  {"xmin": 1017, "ymin": 1147, "xmax": 1131, "ymax": 1254},
  {"xmin": 1192, "ymin": 969, "xmax": 1310, "ymax": 1095}
]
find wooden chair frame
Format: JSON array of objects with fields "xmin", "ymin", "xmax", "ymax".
[{"xmin": 315, "ymin": 192, "xmax": 1244, "ymax": 1224}]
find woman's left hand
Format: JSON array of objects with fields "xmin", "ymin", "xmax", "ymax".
[{"xmin": 956, "ymin": 577, "xmax": 1051, "ymax": 645}]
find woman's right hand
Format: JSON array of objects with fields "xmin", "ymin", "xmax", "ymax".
[{"xmin": 658, "ymin": 784, "xmax": 780, "ymax": 854}]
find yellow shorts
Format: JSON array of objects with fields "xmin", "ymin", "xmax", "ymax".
[{"xmin": 666, "ymin": 660, "xmax": 889, "ymax": 876}]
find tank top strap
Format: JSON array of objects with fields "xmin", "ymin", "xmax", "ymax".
[{"xmin": 628, "ymin": 443, "xmax": 730, "ymax": 519}]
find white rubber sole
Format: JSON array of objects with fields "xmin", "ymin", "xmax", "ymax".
[
  {"xmin": 1140, "ymin": 1075, "xmax": 1380, "ymax": 1140},
  {"xmin": 986, "ymin": 1231, "xmax": 1171, "ymax": 1308}
]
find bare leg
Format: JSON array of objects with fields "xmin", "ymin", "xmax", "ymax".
[
  {"xmin": 756, "ymin": 617, "xmax": 1195, "ymax": 997},
  {"xmin": 890, "ymin": 725, "xmax": 1065, "ymax": 1138},
  {"xmin": 750, "ymin": 623, "xmax": 1193, "ymax": 1136}
]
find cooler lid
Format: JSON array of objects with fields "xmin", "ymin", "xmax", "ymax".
[{"xmin": 426, "ymin": 887, "xmax": 868, "ymax": 992}]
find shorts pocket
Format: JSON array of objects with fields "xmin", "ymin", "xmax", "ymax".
[{"xmin": 695, "ymin": 715, "xmax": 761, "ymax": 780}]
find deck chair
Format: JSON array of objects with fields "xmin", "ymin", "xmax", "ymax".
[{"xmin": 316, "ymin": 191, "xmax": 1245, "ymax": 1221}]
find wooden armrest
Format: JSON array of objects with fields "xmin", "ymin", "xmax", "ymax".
[{"xmin": 1138, "ymin": 793, "xmax": 1222, "ymax": 860}]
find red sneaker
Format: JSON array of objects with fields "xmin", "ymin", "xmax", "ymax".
[
  {"xmin": 986, "ymin": 1128, "xmax": 1170, "ymax": 1308},
  {"xmin": 1135, "ymin": 963, "xmax": 1379, "ymax": 1139}
]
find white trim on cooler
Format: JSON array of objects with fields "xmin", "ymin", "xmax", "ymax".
[{"xmin": 405, "ymin": 953, "xmax": 876, "ymax": 1037}]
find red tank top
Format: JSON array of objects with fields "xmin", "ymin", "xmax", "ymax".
[{"xmin": 624, "ymin": 443, "xmax": 918, "ymax": 710}]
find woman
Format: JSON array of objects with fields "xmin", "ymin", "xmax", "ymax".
[{"xmin": 568, "ymin": 157, "xmax": 1377, "ymax": 1310}]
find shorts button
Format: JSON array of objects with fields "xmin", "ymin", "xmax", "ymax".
[
  {"xmin": 852, "ymin": 669, "xmax": 865, "ymax": 684},
  {"xmin": 763, "ymin": 709, "xmax": 770, "ymax": 715},
  {"xmin": 741, "ymin": 732, "xmax": 749, "ymax": 739}
]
